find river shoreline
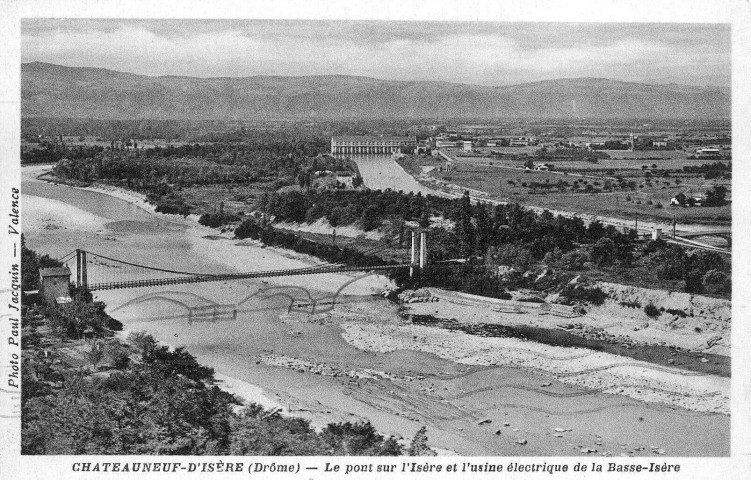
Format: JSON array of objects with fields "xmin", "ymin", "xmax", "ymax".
[{"xmin": 407, "ymin": 313, "xmax": 730, "ymax": 377}]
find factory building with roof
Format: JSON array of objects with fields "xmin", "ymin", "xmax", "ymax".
[{"xmin": 331, "ymin": 136, "xmax": 416, "ymax": 154}]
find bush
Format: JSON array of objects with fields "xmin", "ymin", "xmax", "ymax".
[
  {"xmin": 127, "ymin": 331, "xmax": 157, "ymax": 352},
  {"xmin": 560, "ymin": 285, "xmax": 607, "ymax": 305},
  {"xmin": 644, "ymin": 303, "xmax": 661, "ymax": 318},
  {"xmin": 620, "ymin": 300, "xmax": 641, "ymax": 309},
  {"xmin": 199, "ymin": 211, "xmax": 240, "ymax": 228},
  {"xmin": 105, "ymin": 341, "xmax": 132, "ymax": 369},
  {"xmin": 558, "ymin": 251, "xmax": 588, "ymax": 271}
]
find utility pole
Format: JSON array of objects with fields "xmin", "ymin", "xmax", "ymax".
[
  {"xmin": 635, "ymin": 213, "xmax": 638, "ymax": 232},
  {"xmin": 673, "ymin": 214, "xmax": 677, "ymax": 239}
]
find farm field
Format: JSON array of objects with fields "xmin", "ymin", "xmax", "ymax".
[
  {"xmin": 464, "ymin": 156, "xmax": 729, "ymax": 172},
  {"xmin": 402, "ymin": 154, "xmax": 731, "ymax": 225}
]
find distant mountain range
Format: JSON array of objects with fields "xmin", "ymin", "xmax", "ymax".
[{"xmin": 21, "ymin": 62, "xmax": 731, "ymax": 121}]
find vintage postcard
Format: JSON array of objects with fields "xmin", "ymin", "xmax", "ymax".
[{"xmin": 1, "ymin": 0, "xmax": 749, "ymax": 478}]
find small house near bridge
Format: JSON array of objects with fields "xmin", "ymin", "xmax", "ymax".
[{"xmin": 39, "ymin": 266, "xmax": 72, "ymax": 305}]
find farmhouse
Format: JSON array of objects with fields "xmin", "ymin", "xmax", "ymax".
[
  {"xmin": 335, "ymin": 172, "xmax": 354, "ymax": 188},
  {"xmin": 696, "ymin": 147, "xmax": 721, "ymax": 159},
  {"xmin": 39, "ymin": 267, "xmax": 71, "ymax": 305},
  {"xmin": 670, "ymin": 195, "xmax": 704, "ymax": 207}
]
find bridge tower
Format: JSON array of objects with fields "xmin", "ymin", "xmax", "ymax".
[
  {"xmin": 75, "ymin": 249, "xmax": 88, "ymax": 289},
  {"xmin": 410, "ymin": 231, "xmax": 417, "ymax": 277},
  {"xmin": 409, "ymin": 231, "xmax": 428, "ymax": 277},
  {"xmin": 420, "ymin": 231, "xmax": 427, "ymax": 269}
]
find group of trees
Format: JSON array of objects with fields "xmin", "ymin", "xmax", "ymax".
[
  {"xmin": 22, "ymin": 118, "xmax": 207, "ymax": 142},
  {"xmin": 232, "ymin": 183, "xmax": 732, "ymax": 298},
  {"xmin": 260, "ymin": 189, "xmax": 448, "ymax": 230},
  {"xmin": 235, "ymin": 191, "xmax": 660, "ymax": 300},
  {"xmin": 23, "ymin": 327, "xmax": 407, "ymax": 455},
  {"xmin": 235, "ymin": 220, "xmax": 391, "ymax": 267},
  {"xmin": 21, "ymin": 143, "xmax": 105, "ymax": 165},
  {"xmin": 263, "ymin": 190, "xmax": 640, "ymax": 262},
  {"xmin": 672, "ymin": 185, "xmax": 728, "ymax": 208},
  {"xmin": 641, "ymin": 239, "xmax": 730, "ymax": 294},
  {"xmin": 50, "ymin": 140, "xmax": 359, "ymax": 218}
]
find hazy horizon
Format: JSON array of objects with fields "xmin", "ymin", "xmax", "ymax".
[{"xmin": 22, "ymin": 19, "xmax": 730, "ymax": 88}]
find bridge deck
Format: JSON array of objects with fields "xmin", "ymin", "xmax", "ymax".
[{"xmin": 87, "ymin": 263, "xmax": 412, "ymax": 291}]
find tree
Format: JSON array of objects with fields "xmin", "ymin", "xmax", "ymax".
[
  {"xmin": 360, "ymin": 205, "xmax": 381, "ymax": 231},
  {"xmin": 21, "ymin": 234, "xmax": 62, "ymax": 291},
  {"xmin": 586, "ymin": 220, "xmax": 605, "ymax": 242},
  {"xmin": 590, "ymin": 237, "xmax": 615, "ymax": 266},
  {"xmin": 456, "ymin": 192, "xmax": 475, "ymax": 258},
  {"xmin": 704, "ymin": 185, "xmax": 728, "ymax": 207},
  {"xmin": 408, "ymin": 427, "xmax": 436, "ymax": 456},
  {"xmin": 486, "ymin": 244, "xmax": 532, "ymax": 272}
]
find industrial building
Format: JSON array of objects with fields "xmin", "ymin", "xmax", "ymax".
[{"xmin": 331, "ymin": 136, "xmax": 417, "ymax": 154}]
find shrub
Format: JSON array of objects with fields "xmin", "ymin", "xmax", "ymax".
[
  {"xmin": 85, "ymin": 341, "xmax": 106, "ymax": 365},
  {"xmin": 560, "ymin": 285, "xmax": 607, "ymax": 305},
  {"xmin": 127, "ymin": 331, "xmax": 157, "ymax": 352},
  {"xmin": 105, "ymin": 341, "xmax": 132, "ymax": 369},
  {"xmin": 620, "ymin": 300, "xmax": 641, "ymax": 309},
  {"xmin": 644, "ymin": 303, "xmax": 661, "ymax": 318},
  {"xmin": 199, "ymin": 211, "xmax": 240, "ymax": 228},
  {"xmin": 558, "ymin": 251, "xmax": 588, "ymax": 271}
]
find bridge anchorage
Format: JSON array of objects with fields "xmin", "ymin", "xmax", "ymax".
[{"xmin": 63, "ymin": 232, "xmax": 429, "ymax": 292}]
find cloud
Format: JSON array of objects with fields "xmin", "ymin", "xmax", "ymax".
[{"xmin": 21, "ymin": 19, "xmax": 730, "ymax": 87}]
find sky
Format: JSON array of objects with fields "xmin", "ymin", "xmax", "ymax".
[{"xmin": 21, "ymin": 19, "xmax": 731, "ymax": 87}]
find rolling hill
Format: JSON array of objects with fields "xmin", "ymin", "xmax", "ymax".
[{"xmin": 21, "ymin": 62, "xmax": 730, "ymax": 121}]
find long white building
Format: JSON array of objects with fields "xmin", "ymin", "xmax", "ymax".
[{"xmin": 331, "ymin": 135, "xmax": 416, "ymax": 154}]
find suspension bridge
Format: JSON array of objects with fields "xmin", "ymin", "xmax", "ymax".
[{"xmin": 55, "ymin": 232, "xmax": 430, "ymax": 292}]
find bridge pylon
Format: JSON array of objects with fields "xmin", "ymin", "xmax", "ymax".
[
  {"xmin": 76, "ymin": 249, "xmax": 88, "ymax": 289},
  {"xmin": 409, "ymin": 231, "xmax": 428, "ymax": 277},
  {"xmin": 420, "ymin": 231, "xmax": 427, "ymax": 270}
]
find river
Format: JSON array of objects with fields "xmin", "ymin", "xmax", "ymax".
[
  {"xmin": 345, "ymin": 154, "xmax": 436, "ymax": 195},
  {"xmin": 21, "ymin": 164, "xmax": 729, "ymax": 456}
]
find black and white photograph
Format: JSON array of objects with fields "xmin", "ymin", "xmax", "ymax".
[{"xmin": 1, "ymin": 0, "xmax": 749, "ymax": 478}]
